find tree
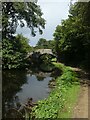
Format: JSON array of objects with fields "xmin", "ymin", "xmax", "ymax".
[
  {"xmin": 2, "ymin": 2, "xmax": 45, "ymax": 38},
  {"xmin": 36, "ymin": 38, "xmax": 47, "ymax": 48},
  {"xmin": 53, "ymin": 25, "xmax": 62, "ymax": 62},
  {"xmin": 54, "ymin": 2, "xmax": 90, "ymax": 68},
  {"xmin": 36, "ymin": 38, "xmax": 55, "ymax": 52},
  {"xmin": 2, "ymin": 2, "xmax": 46, "ymax": 69}
]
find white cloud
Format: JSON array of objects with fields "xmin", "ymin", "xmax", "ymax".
[
  {"xmin": 38, "ymin": 0, "xmax": 71, "ymax": 3},
  {"xmin": 16, "ymin": 1, "xmax": 70, "ymax": 46}
]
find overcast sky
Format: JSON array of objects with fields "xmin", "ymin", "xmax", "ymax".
[{"xmin": 16, "ymin": 0, "xmax": 70, "ymax": 46}]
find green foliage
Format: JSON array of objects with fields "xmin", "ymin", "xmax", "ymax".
[
  {"xmin": 35, "ymin": 38, "xmax": 55, "ymax": 53},
  {"xmin": 2, "ymin": 2, "xmax": 45, "ymax": 38},
  {"xmin": 30, "ymin": 63, "xmax": 80, "ymax": 118},
  {"xmin": 2, "ymin": 34, "xmax": 31, "ymax": 69},
  {"xmin": 36, "ymin": 38, "xmax": 47, "ymax": 48},
  {"xmin": 40, "ymin": 63, "xmax": 55, "ymax": 72},
  {"xmin": 53, "ymin": 2, "xmax": 90, "ymax": 68},
  {"xmin": 2, "ymin": 2, "xmax": 46, "ymax": 69}
]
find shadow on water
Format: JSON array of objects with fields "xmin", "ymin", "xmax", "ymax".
[
  {"xmin": 2, "ymin": 70, "xmax": 27, "ymax": 118},
  {"xmin": 2, "ymin": 66, "xmax": 61, "ymax": 119}
]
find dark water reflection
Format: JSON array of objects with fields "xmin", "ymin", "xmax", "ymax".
[{"xmin": 2, "ymin": 69, "xmax": 53, "ymax": 117}]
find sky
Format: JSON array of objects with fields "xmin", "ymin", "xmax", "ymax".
[{"xmin": 16, "ymin": 0, "xmax": 70, "ymax": 46}]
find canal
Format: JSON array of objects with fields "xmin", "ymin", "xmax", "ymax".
[{"xmin": 2, "ymin": 68, "xmax": 54, "ymax": 118}]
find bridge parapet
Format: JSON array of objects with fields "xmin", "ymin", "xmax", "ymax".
[
  {"xmin": 27, "ymin": 49, "xmax": 55, "ymax": 58},
  {"xmin": 35, "ymin": 49, "xmax": 53, "ymax": 55}
]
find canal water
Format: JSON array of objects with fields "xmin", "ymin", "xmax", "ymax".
[{"xmin": 2, "ymin": 69, "xmax": 53, "ymax": 117}]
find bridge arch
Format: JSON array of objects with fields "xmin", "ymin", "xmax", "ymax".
[{"xmin": 39, "ymin": 53, "xmax": 56, "ymax": 62}]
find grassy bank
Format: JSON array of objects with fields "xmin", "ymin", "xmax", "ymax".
[{"xmin": 30, "ymin": 62, "xmax": 80, "ymax": 118}]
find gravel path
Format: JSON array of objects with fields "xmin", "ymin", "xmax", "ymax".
[{"xmin": 71, "ymin": 67, "xmax": 89, "ymax": 118}]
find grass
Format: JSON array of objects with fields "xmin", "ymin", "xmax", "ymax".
[
  {"xmin": 30, "ymin": 62, "xmax": 80, "ymax": 119},
  {"xmin": 53, "ymin": 62, "xmax": 80, "ymax": 118},
  {"xmin": 58, "ymin": 84, "xmax": 80, "ymax": 118}
]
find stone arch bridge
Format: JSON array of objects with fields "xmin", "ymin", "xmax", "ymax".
[
  {"xmin": 27, "ymin": 49, "xmax": 56, "ymax": 59},
  {"xmin": 27, "ymin": 49, "xmax": 56, "ymax": 71}
]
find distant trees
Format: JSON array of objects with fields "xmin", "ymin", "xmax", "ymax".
[
  {"xmin": 35, "ymin": 38, "xmax": 55, "ymax": 53},
  {"xmin": 54, "ymin": 2, "xmax": 90, "ymax": 68},
  {"xmin": 36, "ymin": 38, "xmax": 47, "ymax": 48},
  {"xmin": 2, "ymin": 2, "xmax": 45, "ymax": 69}
]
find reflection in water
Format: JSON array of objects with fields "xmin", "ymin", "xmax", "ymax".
[
  {"xmin": 2, "ymin": 70, "xmax": 27, "ymax": 117},
  {"xmin": 2, "ymin": 69, "xmax": 52, "ymax": 118}
]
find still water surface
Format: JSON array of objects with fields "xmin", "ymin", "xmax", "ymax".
[{"xmin": 2, "ymin": 69, "xmax": 53, "ymax": 116}]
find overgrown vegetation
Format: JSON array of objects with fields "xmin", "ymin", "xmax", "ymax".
[
  {"xmin": 30, "ymin": 63, "xmax": 80, "ymax": 118},
  {"xmin": 2, "ymin": 34, "xmax": 32, "ymax": 69}
]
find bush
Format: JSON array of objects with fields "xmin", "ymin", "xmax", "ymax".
[{"xmin": 2, "ymin": 34, "xmax": 31, "ymax": 69}]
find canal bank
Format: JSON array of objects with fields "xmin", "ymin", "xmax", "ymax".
[
  {"xmin": 2, "ymin": 62, "xmax": 81, "ymax": 119},
  {"xmin": 30, "ymin": 62, "xmax": 80, "ymax": 118}
]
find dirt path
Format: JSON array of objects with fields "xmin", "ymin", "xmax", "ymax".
[
  {"xmin": 72, "ymin": 85, "xmax": 88, "ymax": 118},
  {"xmin": 71, "ymin": 68, "xmax": 89, "ymax": 118}
]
